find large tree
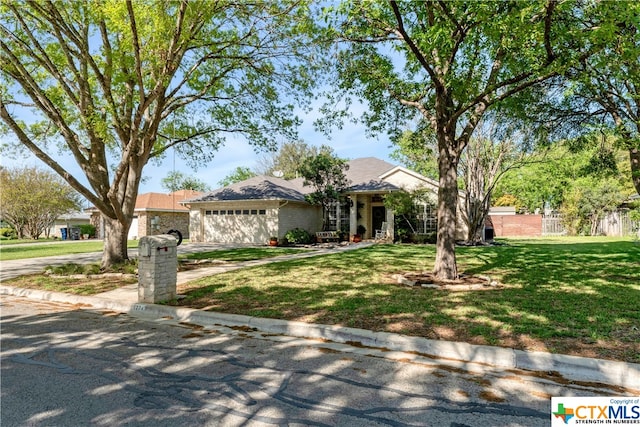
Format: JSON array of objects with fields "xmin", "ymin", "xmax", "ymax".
[
  {"xmin": 561, "ymin": 2, "xmax": 640, "ymax": 195},
  {"xmin": 0, "ymin": 0, "xmax": 320, "ymax": 267},
  {"xmin": 0, "ymin": 166, "xmax": 82, "ymax": 239},
  {"xmin": 325, "ymin": 1, "xmax": 597, "ymax": 279}
]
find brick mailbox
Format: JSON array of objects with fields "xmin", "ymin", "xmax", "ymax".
[{"xmin": 138, "ymin": 234, "xmax": 177, "ymax": 303}]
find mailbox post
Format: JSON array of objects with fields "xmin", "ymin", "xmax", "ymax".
[{"xmin": 137, "ymin": 234, "xmax": 177, "ymax": 303}]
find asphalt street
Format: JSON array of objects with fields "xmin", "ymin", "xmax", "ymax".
[{"xmin": 1, "ymin": 295, "xmax": 619, "ymax": 427}]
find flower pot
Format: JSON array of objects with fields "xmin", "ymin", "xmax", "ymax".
[
  {"xmin": 351, "ymin": 234, "xmax": 361, "ymax": 243},
  {"xmin": 269, "ymin": 239, "xmax": 278, "ymax": 246}
]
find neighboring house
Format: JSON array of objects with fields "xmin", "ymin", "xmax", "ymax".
[
  {"xmin": 49, "ymin": 210, "xmax": 92, "ymax": 239},
  {"xmin": 183, "ymin": 157, "xmax": 467, "ymax": 244},
  {"xmin": 88, "ymin": 190, "xmax": 202, "ymax": 240}
]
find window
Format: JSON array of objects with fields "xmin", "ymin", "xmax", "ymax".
[
  {"xmin": 325, "ymin": 199, "xmax": 350, "ymax": 231},
  {"xmin": 326, "ymin": 201, "xmax": 338, "ymax": 230},
  {"xmin": 205, "ymin": 210, "xmax": 212, "ymax": 215},
  {"xmin": 251, "ymin": 209, "xmax": 257, "ymax": 215},
  {"xmin": 258, "ymin": 209, "xmax": 266, "ymax": 215},
  {"xmin": 219, "ymin": 210, "xmax": 226, "ymax": 215},
  {"xmin": 416, "ymin": 202, "xmax": 437, "ymax": 233},
  {"xmin": 339, "ymin": 200, "xmax": 350, "ymax": 232},
  {"xmin": 243, "ymin": 210, "xmax": 249, "ymax": 215},
  {"xmin": 235, "ymin": 210, "xmax": 242, "ymax": 215}
]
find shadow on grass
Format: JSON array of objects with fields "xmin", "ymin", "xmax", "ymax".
[{"xmin": 172, "ymin": 241, "xmax": 640, "ymax": 362}]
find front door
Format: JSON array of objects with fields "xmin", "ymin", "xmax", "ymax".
[{"xmin": 372, "ymin": 206, "xmax": 385, "ymax": 235}]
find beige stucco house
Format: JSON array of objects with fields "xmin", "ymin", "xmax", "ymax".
[{"xmin": 182, "ymin": 157, "xmax": 467, "ymax": 244}]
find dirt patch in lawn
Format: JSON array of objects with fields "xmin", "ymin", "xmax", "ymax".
[{"xmin": 385, "ymin": 271, "xmax": 504, "ymax": 291}]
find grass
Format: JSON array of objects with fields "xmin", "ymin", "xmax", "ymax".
[
  {"xmin": 0, "ymin": 240, "xmax": 139, "ymax": 261},
  {"xmin": 6, "ymin": 274, "xmax": 137, "ymax": 295},
  {"xmin": 3, "ymin": 236, "xmax": 638, "ymax": 362},
  {"xmin": 179, "ymin": 247, "xmax": 310, "ymax": 263},
  {"xmin": 170, "ymin": 237, "xmax": 640, "ymax": 363},
  {"xmin": 0, "ymin": 238, "xmax": 60, "ymax": 245}
]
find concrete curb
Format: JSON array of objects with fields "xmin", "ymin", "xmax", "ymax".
[{"xmin": 2, "ymin": 285, "xmax": 638, "ymax": 390}]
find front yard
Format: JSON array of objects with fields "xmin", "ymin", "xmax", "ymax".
[
  {"xmin": 170, "ymin": 238, "xmax": 640, "ymax": 363},
  {"xmin": 3, "ymin": 237, "xmax": 638, "ymax": 363}
]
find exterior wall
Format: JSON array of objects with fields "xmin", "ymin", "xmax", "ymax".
[
  {"xmin": 90, "ymin": 212, "xmax": 102, "ymax": 238},
  {"xmin": 277, "ymin": 203, "xmax": 322, "ymax": 237},
  {"xmin": 136, "ymin": 211, "xmax": 190, "ymax": 239},
  {"xmin": 198, "ymin": 201, "xmax": 281, "ymax": 244},
  {"xmin": 456, "ymin": 200, "xmax": 469, "ymax": 240},
  {"xmin": 49, "ymin": 218, "xmax": 91, "ymax": 239},
  {"xmin": 189, "ymin": 210, "xmax": 202, "ymax": 242},
  {"xmin": 382, "ymin": 169, "xmax": 438, "ymax": 192},
  {"xmin": 128, "ymin": 216, "xmax": 139, "ymax": 240},
  {"xmin": 91, "ymin": 210, "xmax": 190, "ymax": 240},
  {"xmin": 489, "ymin": 214, "xmax": 542, "ymax": 237}
]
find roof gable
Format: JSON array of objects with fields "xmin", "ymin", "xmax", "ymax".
[
  {"xmin": 184, "ymin": 176, "xmax": 310, "ymax": 203},
  {"xmin": 135, "ymin": 190, "xmax": 203, "ymax": 211}
]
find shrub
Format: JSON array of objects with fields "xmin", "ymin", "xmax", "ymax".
[
  {"xmin": 412, "ymin": 232, "xmax": 437, "ymax": 244},
  {"xmin": 0, "ymin": 227, "xmax": 16, "ymax": 239},
  {"xmin": 79, "ymin": 224, "xmax": 96, "ymax": 237},
  {"xmin": 284, "ymin": 228, "xmax": 313, "ymax": 244}
]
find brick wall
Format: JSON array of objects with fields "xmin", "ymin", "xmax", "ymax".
[
  {"xmin": 488, "ymin": 214, "xmax": 542, "ymax": 237},
  {"xmin": 140, "ymin": 212, "xmax": 191, "ymax": 239}
]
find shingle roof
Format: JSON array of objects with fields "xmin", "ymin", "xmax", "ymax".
[
  {"xmin": 135, "ymin": 190, "xmax": 203, "ymax": 211},
  {"xmin": 344, "ymin": 157, "xmax": 400, "ymax": 192},
  {"xmin": 184, "ymin": 176, "xmax": 310, "ymax": 203},
  {"xmin": 184, "ymin": 157, "xmax": 404, "ymax": 204}
]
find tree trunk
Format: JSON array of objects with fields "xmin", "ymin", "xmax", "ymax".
[
  {"xmin": 465, "ymin": 154, "xmax": 487, "ymax": 244},
  {"xmin": 630, "ymin": 147, "xmax": 640, "ymax": 195},
  {"xmin": 101, "ymin": 215, "xmax": 130, "ymax": 268},
  {"xmin": 434, "ymin": 140, "xmax": 460, "ymax": 280}
]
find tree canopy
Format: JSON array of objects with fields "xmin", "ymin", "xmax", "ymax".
[
  {"xmin": 161, "ymin": 171, "xmax": 210, "ymax": 193},
  {"xmin": 217, "ymin": 167, "xmax": 256, "ymax": 188},
  {"xmin": 0, "ymin": 0, "xmax": 322, "ymax": 266},
  {"xmin": 324, "ymin": 0, "xmax": 593, "ymax": 279},
  {"xmin": 0, "ymin": 166, "xmax": 82, "ymax": 239},
  {"xmin": 297, "ymin": 150, "xmax": 349, "ymax": 231}
]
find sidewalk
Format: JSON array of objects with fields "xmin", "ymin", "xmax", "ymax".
[{"xmin": 1, "ymin": 242, "xmax": 639, "ymax": 391}]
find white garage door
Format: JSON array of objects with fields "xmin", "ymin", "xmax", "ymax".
[{"xmin": 203, "ymin": 208, "xmax": 275, "ymax": 244}]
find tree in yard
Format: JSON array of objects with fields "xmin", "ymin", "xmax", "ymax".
[
  {"xmin": 561, "ymin": 176, "xmax": 625, "ymax": 236},
  {"xmin": 0, "ymin": 1, "xmax": 320, "ymax": 267},
  {"xmin": 255, "ymin": 140, "xmax": 326, "ymax": 180},
  {"xmin": 297, "ymin": 150, "xmax": 349, "ymax": 231},
  {"xmin": 0, "ymin": 166, "xmax": 82, "ymax": 239},
  {"xmin": 558, "ymin": 1, "xmax": 640, "ymax": 195},
  {"xmin": 460, "ymin": 118, "xmax": 525, "ymax": 244},
  {"xmin": 325, "ymin": 1, "xmax": 591, "ymax": 278},
  {"xmin": 389, "ymin": 124, "xmax": 438, "ymax": 181},
  {"xmin": 162, "ymin": 171, "xmax": 210, "ymax": 193},
  {"xmin": 393, "ymin": 116, "xmax": 525, "ymax": 244},
  {"xmin": 217, "ymin": 167, "xmax": 256, "ymax": 187}
]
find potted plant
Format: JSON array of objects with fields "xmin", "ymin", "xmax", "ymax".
[
  {"xmin": 269, "ymin": 236, "xmax": 278, "ymax": 246},
  {"xmin": 352, "ymin": 225, "xmax": 366, "ymax": 242}
]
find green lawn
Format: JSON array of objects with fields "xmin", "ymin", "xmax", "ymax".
[
  {"xmin": 172, "ymin": 237, "xmax": 640, "ymax": 363},
  {"xmin": 0, "ymin": 240, "xmax": 138, "ymax": 261},
  {"xmin": 0, "ymin": 238, "xmax": 60, "ymax": 245},
  {"xmin": 179, "ymin": 247, "xmax": 310, "ymax": 263}
]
